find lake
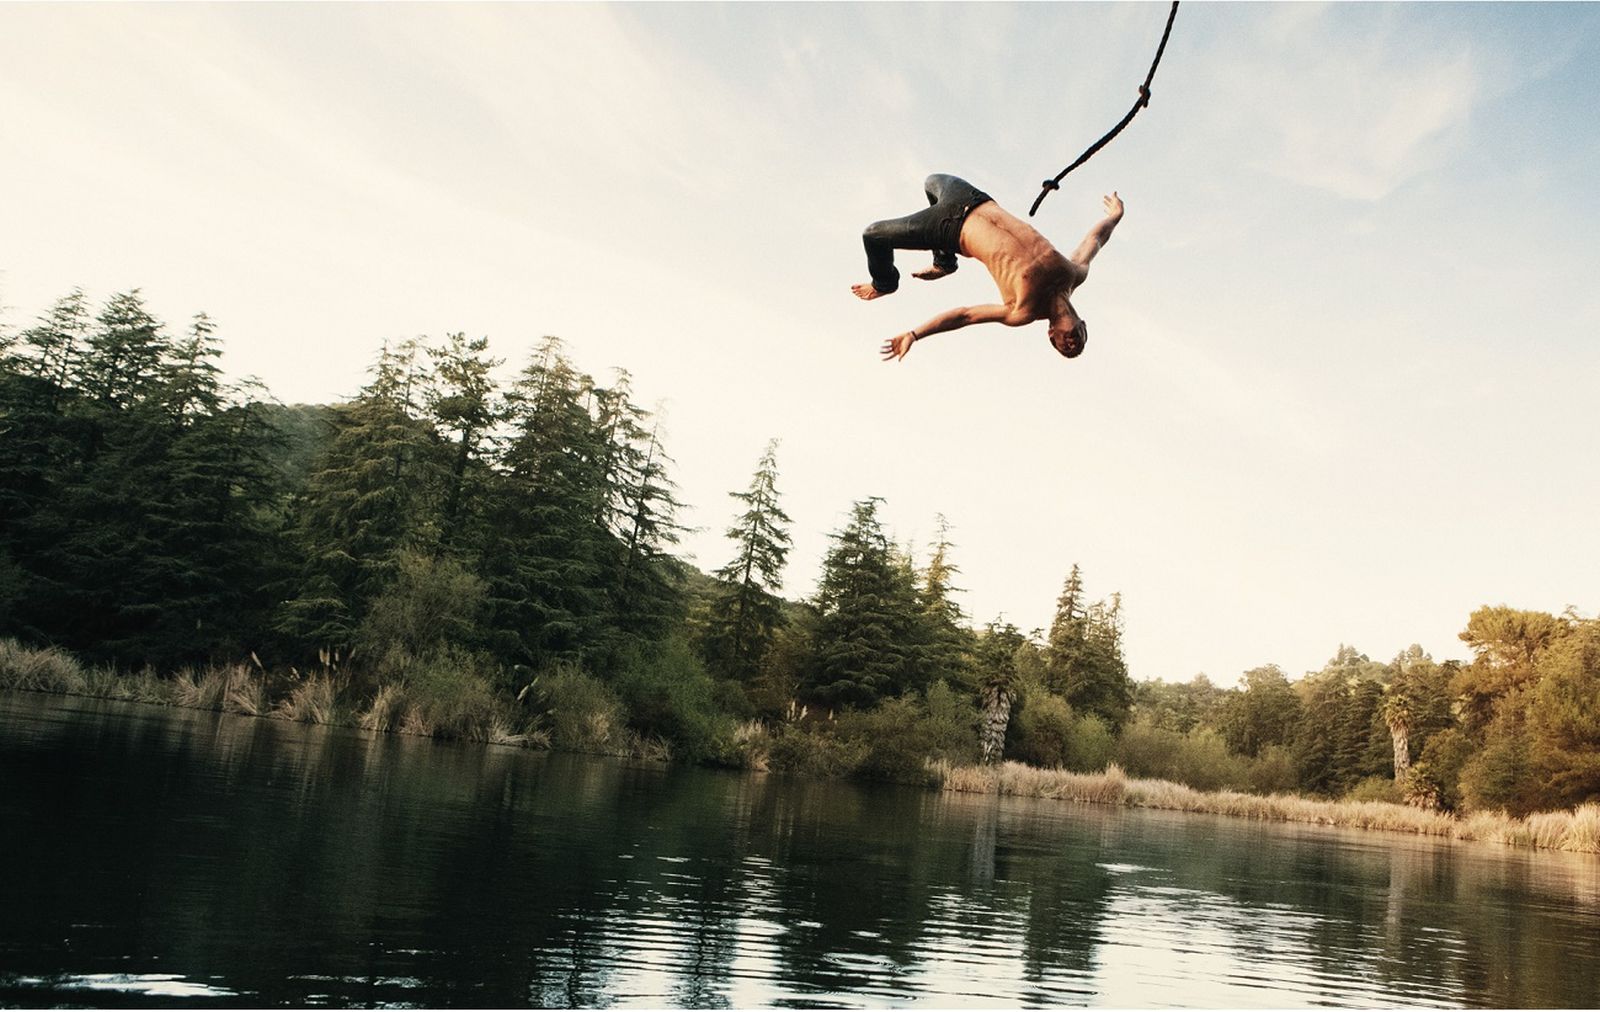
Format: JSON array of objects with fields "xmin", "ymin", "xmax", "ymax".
[{"xmin": 2, "ymin": 692, "xmax": 1597, "ymax": 1008}]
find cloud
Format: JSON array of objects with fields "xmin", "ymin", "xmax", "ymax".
[{"xmin": 1202, "ymin": 6, "xmax": 1480, "ymax": 201}]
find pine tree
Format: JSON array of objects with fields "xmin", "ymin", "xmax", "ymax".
[
  {"xmin": 701, "ymin": 439, "xmax": 792, "ymax": 682},
  {"xmin": 425, "ymin": 332, "xmax": 501, "ymax": 557},
  {"xmin": 604, "ymin": 412, "xmax": 686, "ymax": 649},
  {"xmin": 804, "ymin": 498, "xmax": 919, "ymax": 707},
  {"xmin": 480, "ymin": 337, "xmax": 609, "ymax": 666},
  {"xmin": 1044, "ymin": 564, "xmax": 1132, "ymax": 729},
  {"xmin": 276, "ymin": 340, "xmax": 442, "ymax": 652},
  {"xmin": 914, "ymin": 515, "xmax": 973, "ymax": 691}
]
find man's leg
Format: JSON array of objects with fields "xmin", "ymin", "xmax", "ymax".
[
  {"xmin": 855, "ymin": 176, "xmax": 962, "ymax": 299},
  {"xmin": 921, "ymin": 175, "xmax": 962, "ymax": 277}
]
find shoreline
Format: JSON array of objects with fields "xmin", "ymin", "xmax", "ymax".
[{"xmin": 6, "ymin": 678, "xmax": 1599, "ymax": 858}]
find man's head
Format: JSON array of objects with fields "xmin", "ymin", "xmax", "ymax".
[{"xmin": 1048, "ymin": 299, "xmax": 1087, "ymax": 359}]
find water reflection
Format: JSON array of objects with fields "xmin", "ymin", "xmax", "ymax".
[{"xmin": 2, "ymin": 692, "xmax": 1598, "ymax": 1008}]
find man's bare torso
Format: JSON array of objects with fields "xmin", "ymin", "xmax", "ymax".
[{"xmin": 959, "ymin": 202, "xmax": 1086, "ymax": 320}]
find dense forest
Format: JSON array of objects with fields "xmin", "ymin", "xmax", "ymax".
[{"xmin": 2, "ymin": 288, "xmax": 1597, "ymax": 818}]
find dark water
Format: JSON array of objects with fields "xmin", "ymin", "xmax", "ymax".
[{"xmin": 2, "ymin": 693, "xmax": 1598, "ymax": 1008}]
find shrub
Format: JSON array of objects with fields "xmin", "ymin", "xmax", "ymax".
[
  {"xmin": 1245, "ymin": 744, "xmax": 1300, "ymax": 795},
  {"xmin": 613, "ymin": 638, "xmax": 733, "ymax": 763},
  {"xmin": 1345, "ymin": 775, "xmax": 1403, "ymax": 804},
  {"xmin": 834, "ymin": 697, "xmax": 941, "ymax": 784},
  {"xmin": 1409, "ymin": 728, "xmax": 1474, "ymax": 811},
  {"xmin": 765, "ymin": 722, "xmax": 867, "ymax": 779},
  {"xmin": 921, "ymin": 680, "xmax": 980, "ymax": 766},
  {"xmin": 1066, "ymin": 713, "xmax": 1116, "ymax": 773},
  {"xmin": 403, "ymin": 646, "xmax": 505, "ymax": 741},
  {"xmin": 355, "ymin": 551, "xmax": 487, "ymax": 680},
  {"xmin": 534, "ymin": 664, "xmax": 626, "ymax": 754},
  {"xmin": 1011, "ymin": 692, "xmax": 1075, "ymax": 768}
]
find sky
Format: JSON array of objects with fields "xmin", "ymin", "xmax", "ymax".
[{"xmin": 3, "ymin": 2, "xmax": 1599, "ymax": 687}]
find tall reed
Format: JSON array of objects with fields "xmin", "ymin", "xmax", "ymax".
[{"xmin": 937, "ymin": 761, "xmax": 1600, "ymax": 854}]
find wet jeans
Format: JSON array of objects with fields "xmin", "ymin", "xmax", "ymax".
[{"xmin": 861, "ymin": 174, "xmax": 993, "ymax": 295}]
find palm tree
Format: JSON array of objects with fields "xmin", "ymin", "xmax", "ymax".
[
  {"xmin": 1381, "ymin": 688, "xmax": 1414, "ymax": 784},
  {"xmin": 979, "ymin": 675, "xmax": 1014, "ymax": 765},
  {"xmin": 976, "ymin": 621, "xmax": 1024, "ymax": 764}
]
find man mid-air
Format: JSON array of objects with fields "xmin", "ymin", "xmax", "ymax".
[{"xmin": 852, "ymin": 174, "xmax": 1123, "ymax": 362}]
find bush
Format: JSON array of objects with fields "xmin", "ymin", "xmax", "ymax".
[
  {"xmin": 614, "ymin": 638, "xmax": 734, "ymax": 763},
  {"xmin": 1116, "ymin": 719, "xmax": 1187, "ymax": 780},
  {"xmin": 1066, "ymin": 713, "xmax": 1116, "ymax": 773},
  {"xmin": 1245, "ymin": 744, "xmax": 1300, "ymax": 795},
  {"xmin": 534, "ymin": 664, "xmax": 626, "ymax": 754},
  {"xmin": 1115, "ymin": 717, "xmax": 1249, "ymax": 791},
  {"xmin": 921, "ymin": 680, "xmax": 980, "ymax": 766},
  {"xmin": 1409, "ymin": 727, "xmax": 1474, "ymax": 811},
  {"xmin": 1345, "ymin": 775, "xmax": 1403, "ymax": 804},
  {"xmin": 1011, "ymin": 692, "xmax": 1075, "ymax": 768},
  {"xmin": 404, "ymin": 646, "xmax": 506, "ymax": 741},
  {"xmin": 765, "ymin": 722, "xmax": 867, "ymax": 779},
  {"xmin": 355, "ymin": 551, "xmax": 487, "ymax": 680},
  {"xmin": 834, "ymin": 697, "xmax": 941, "ymax": 784}
]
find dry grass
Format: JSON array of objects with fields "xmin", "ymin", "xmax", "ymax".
[
  {"xmin": 222, "ymin": 667, "xmax": 267, "ymax": 716},
  {"xmin": 937, "ymin": 761, "xmax": 1598, "ymax": 854},
  {"xmin": 0, "ymin": 638, "xmax": 88, "ymax": 693},
  {"xmin": 272, "ymin": 675, "xmax": 338, "ymax": 724},
  {"xmin": 358, "ymin": 683, "xmax": 409, "ymax": 732}
]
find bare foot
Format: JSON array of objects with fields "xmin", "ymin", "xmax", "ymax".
[
  {"xmin": 912, "ymin": 265, "xmax": 953, "ymax": 281},
  {"xmin": 851, "ymin": 282, "xmax": 889, "ymax": 301}
]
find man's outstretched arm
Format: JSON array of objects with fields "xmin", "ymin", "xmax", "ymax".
[
  {"xmin": 1069, "ymin": 192, "xmax": 1125, "ymax": 265},
  {"xmin": 880, "ymin": 303, "xmax": 1022, "ymax": 361}
]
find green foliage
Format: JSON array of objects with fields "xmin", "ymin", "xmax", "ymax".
[
  {"xmin": 765, "ymin": 722, "xmax": 868, "ymax": 779},
  {"xmin": 1220, "ymin": 665, "xmax": 1301, "ymax": 757},
  {"xmin": 613, "ymin": 637, "xmax": 731, "ymax": 762},
  {"xmin": 532, "ymin": 663, "xmax": 626, "ymax": 754},
  {"xmin": 1345, "ymin": 775, "xmax": 1403, "ymax": 804},
  {"xmin": 1460, "ymin": 704, "xmax": 1539, "ymax": 815},
  {"xmin": 356, "ymin": 551, "xmax": 487, "ymax": 678},
  {"xmin": 1409, "ymin": 728, "xmax": 1474, "ymax": 811},
  {"xmin": 1043, "ymin": 564, "xmax": 1131, "ymax": 730},
  {"xmin": 699, "ymin": 439, "xmax": 792, "ymax": 682},
  {"xmin": 802, "ymin": 498, "xmax": 920, "ymax": 707},
  {"xmin": 1010, "ymin": 691, "xmax": 1075, "ymax": 769},
  {"xmin": 1131, "ymin": 674, "xmax": 1229, "ymax": 733}
]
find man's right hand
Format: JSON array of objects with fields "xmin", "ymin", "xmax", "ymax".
[
  {"xmin": 880, "ymin": 332, "xmax": 916, "ymax": 362},
  {"xmin": 1103, "ymin": 191, "xmax": 1124, "ymax": 221}
]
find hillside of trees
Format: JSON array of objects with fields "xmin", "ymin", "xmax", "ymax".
[{"xmin": 3, "ymin": 288, "xmax": 1597, "ymax": 818}]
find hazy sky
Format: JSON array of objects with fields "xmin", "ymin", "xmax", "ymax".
[{"xmin": 4, "ymin": 2, "xmax": 1598, "ymax": 686}]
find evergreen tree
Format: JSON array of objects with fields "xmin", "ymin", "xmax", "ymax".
[
  {"xmin": 480, "ymin": 337, "xmax": 609, "ymax": 666},
  {"xmin": 1220, "ymin": 664, "xmax": 1303, "ymax": 757},
  {"xmin": 803, "ymin": 498, "xmax": 919, "ymax": 708},
  {"xmin": 913, "ymin": 515, "xmax": 973, "ymax": 690},
  {"xmin": 1044, "ymin": 564, "xmax": 1132, "ymax": 729},
  {"xmin": 425, "ymin": 332, "xmax": 501, "ymax": 557},
  {"xmin": 276, "ymin": 339, "xmax": 441, "ymax": 652},
  {"xmin": 604, "ymin": 412, "xmax": 686, "ymax": 649},
  {"xmin": 701, "ymin": 439, "xmax": 792, "ymax": 682}
]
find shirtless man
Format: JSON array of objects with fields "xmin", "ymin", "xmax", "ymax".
[{"xmin": 851, "ymin": 174, "xmax": 1123, "ymax": 362}]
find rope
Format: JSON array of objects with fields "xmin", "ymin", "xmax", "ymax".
[{"xmin": 1028, "ymin": 1, "xmax": 1180, "ymax": 217}]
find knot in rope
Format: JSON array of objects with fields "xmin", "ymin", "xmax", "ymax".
[{"xmin": 1028, "ymin": 1, "xmax": 1179, "ymax": 217}]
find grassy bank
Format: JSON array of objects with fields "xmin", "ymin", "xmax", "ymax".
[
  {"xmin": 7, "ymin": 638, "xmax": 1599, "ymax": 856},
  {"xmin": 936, "ymin": 760, "xmax": 1600, "ymax": 855},
  {"xmin": 0, "ymin": 638, "xmax": 683, "ymax": 760}
]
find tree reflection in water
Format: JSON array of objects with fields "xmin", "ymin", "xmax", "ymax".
[{"xmin": 3, "ymin": 693, "xmax": 1598, "ymax": 1008}]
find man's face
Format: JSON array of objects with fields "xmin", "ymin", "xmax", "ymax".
[{"xmin": 1049, "ymin": 313, "xmax": 1086, "ymax": 358}]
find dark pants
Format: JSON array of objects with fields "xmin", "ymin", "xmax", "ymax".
[{"xmin": 861, "ymin": 174, "xmax": 993, "ymax": 294}]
